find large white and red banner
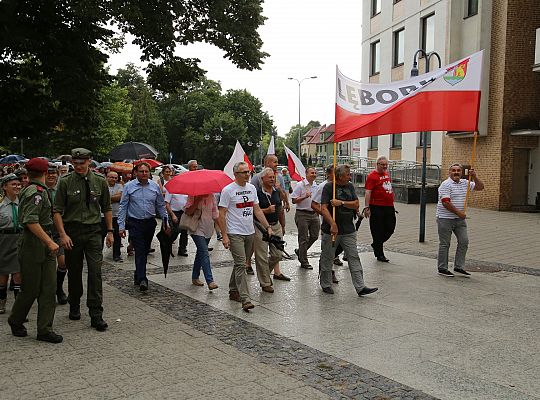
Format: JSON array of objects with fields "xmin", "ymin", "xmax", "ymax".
[
  {"xmin": 223, "ymin": 141, "xmax": 254, "ymax": 179},
  {"xmin": 335, "ymin": 50, "xmax": 483, "ymax": 142}
]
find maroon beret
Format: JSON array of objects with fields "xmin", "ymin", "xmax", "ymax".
[{"xmin": 25, "ymin": 157, "xmax": 49, "ymax": 172}]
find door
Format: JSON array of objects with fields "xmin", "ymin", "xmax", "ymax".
[{"xmin": 511, "ymin": 149, "xmax": 530, "ymax": 205}]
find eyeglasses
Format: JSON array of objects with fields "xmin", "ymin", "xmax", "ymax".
[
  {"xmin": 107, "ymin": 176, "xmax": 118, "ymax": 180},
  {"xmin": 377, "ymin": 163, "xmax": 388, "ymax": 167}
]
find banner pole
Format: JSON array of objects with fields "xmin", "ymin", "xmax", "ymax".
[
  {"xmin": 332, "ymin": 142, "xmax": 337, "ymax": 245},
  {"xmin": 463, "ymin": 131, "xmax": 478, "ymax": 215}
]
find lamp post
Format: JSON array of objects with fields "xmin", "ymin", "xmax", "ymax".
[
  {"xmin": 12, "ymin": 136, "xmax": 28, "ymax": 155},
  {"xmin": 288, "ymin": 76, "xmax": 318, "ymax": 156},
  {"xmin": 411, "ymin": 50, "xmax": 442, "ymax": 243},
  {"xmin": 204, "ymin": 127, "xmax": 223, "ymax": 168},
  {"xmin": 260, "ymin": 116, "xmax": 264, "ymax": 165}
]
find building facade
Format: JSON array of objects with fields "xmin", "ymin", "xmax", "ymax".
[{"xmin": 362, "ymin": 0, "xmax": 540, "ymax": 210}]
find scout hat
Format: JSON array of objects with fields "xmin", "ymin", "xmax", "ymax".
[
  {"xmin": 25, "ymin": 157, "xmax": 49, "ymax": 172},
  {"xmin": 71, "ymin": 148, "xmax": 92, "ymax": 159},
  {"xmin": 14, "ymin": 168, "xmax": 27, "ymax": 177},
  {"xmin": 1, "ymin": 173, "xmax": 19, "ymax": 186}
]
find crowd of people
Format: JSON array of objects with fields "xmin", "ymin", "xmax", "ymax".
[{"xmin": 0, "ymin": 147, "xmax": 484, "ymax": 342}]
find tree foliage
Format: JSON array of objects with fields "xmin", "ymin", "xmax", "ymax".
[
  {"xmin": 0, "ymin": 0, "xmax": 268, "ymax": 149},
  {"xmin": 284, "ymin": 120, "xmax": 321, "ymax": 154}
]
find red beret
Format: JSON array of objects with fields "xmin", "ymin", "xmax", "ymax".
[{"xmin": 25, "ymin": 157, "xmax": 49, "ymax": 172}]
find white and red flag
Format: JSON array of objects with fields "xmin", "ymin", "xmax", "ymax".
[
  {"xmin": 223, "ymin": 140, "xmax": 254, "ymax": 179},
  {"xmin": 335, "ymin": 50, "xmax": 483, "ymax": 142},
  {"xmin": 283, "ymin": 145, "xmax": 306, "ymax": 182},
  {"xmin": 267, "ymin": 136, "xmax": 275, "ymax": 155}
]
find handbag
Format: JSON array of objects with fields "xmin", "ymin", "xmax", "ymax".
[{"xmin": 179, "ymin": 207, "xmax": 202, "ymax": 232}]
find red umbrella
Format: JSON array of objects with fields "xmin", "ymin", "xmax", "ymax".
[
  {"xmin": 165, "ymin": 169, "xmax": 232, "ymax": 196},
  {"xmin": 134, "ymin": 159, "xmax": 162, "ymax": 169}
]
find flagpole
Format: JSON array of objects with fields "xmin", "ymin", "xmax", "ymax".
[
  {"xmin": 332, "ymin": 142, "xmax": 337, "ymax": 244},
  {"xmin": 463, "ymin": 131, "xmax": 478, "ymax": 215}
]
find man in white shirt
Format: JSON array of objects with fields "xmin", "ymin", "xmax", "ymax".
[
  {"xmin": 165, "ymin": 190, "xmax": 189, "ymax": 256},
  {"xmin": 291, "ymin": 167, "xmax": 319, "ymax": 270},
  {"xmin": 218, "ymin": 161, "xmax": 273, "ymax": 312}
]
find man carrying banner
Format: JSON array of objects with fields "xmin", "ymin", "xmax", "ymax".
[
  {"xmin": 436, "ymin": 164, "xmax": 483, "ymax": 277},
  {"xmin": 319, "ymin": 164, "xmax": 378, "ymax": 296},
  {"xmin": 364, "ymin": 156, "xmax": 396, "ymax": 262}
]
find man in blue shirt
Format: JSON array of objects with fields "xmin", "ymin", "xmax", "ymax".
[{"xmin": 118, "ymin": 162, "xmax": 169, "ymax": 291}]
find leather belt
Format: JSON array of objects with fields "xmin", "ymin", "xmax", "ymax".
[{"xmin": 296, "ymin": 209, "xmax": 315, "ymax": 214}]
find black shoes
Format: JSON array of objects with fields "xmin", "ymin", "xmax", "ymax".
[
  {"xmin": 91, "ymin": 317, "xmax": 108, "ymax": 332},
  {"xmin": 294, "ymin": 248, "xmax": 299, "ymax": 258},
  {"xmin": 454, "ymin": 268, "xmax": 471, "ymax": 276},
  {"xmin": 358, "ymin": 287, "xmax": 378, "ymax": 296},
  {"xmin": 113, "ymin": 257, "xmax": 123, "ymax": 262},
  {"xmin": 69, "ymin": 304, "xmax": 81, "ymax": 320},
  {"xmin": 376, "ymin": 256, "xmax": 390, "ymax": 262},
  {"xmin": 333, "ymin": 257, "xmax": 343, "ymax": 266},
  {"xmin": 139, "ymin": 281, "xmax": 148, "ymax": 292},
  {"xmin": 438, "ymin": 269, "xmax": 454, "ymax": 277},
  {"xmin": 332, "ymin": 271, "xmax": 339, "ymax": 284},
  {"xmin": 300, "ymin": 264, "xmax": 313, "ymax": 270},
  {"xmin": 56, "ymin": 288, "xmax": 68, "ymax": 305},
  {"xmin": 322, "ymin": 287, "xmax": 334, "ymax": 294},
  {"xmin": 246, "ymin": 266, "xmax": 255, "ymax": 275},
  {"xmin": 8, "ymin": 319, "xmax": 27, "ymax": 337},
  {"xmin": 208, "ymin": 247, "xmax": 213, "ymax": 252},
  {"xmin": 178, "ymin": 249, "xmax": 188, "ymax": 257},
  {"xmin": 37, "ymin": 331, "xmax": 63, "ymax": 343}
]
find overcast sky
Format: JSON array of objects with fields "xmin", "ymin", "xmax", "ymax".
[{"xmin": 107, "ymin": 1, "xmax": 363, "ymax": 136}]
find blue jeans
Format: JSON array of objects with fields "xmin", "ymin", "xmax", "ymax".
[{"xmin": 191, "ymin": 235, "xmax": 214, "ymax": 283}]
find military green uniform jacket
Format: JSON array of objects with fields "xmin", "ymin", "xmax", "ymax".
[
  {"xmin": 53, "ymin": 170, "xmax": 112, "ymax": 224},
  {"xmin": 19, "ymin": 180, "xmax": 53, "ymax": 230}
]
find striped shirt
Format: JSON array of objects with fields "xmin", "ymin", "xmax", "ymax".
[{"xmin": 436, "ymin": 178, "xmax": 475, "ymax": 219}]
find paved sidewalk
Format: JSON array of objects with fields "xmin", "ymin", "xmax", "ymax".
[{"xmin": 1, "ymin": 204, "xmax": 538, "ymax": 399}]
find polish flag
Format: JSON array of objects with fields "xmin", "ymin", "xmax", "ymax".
[
  {"xmin": 223, "ymin": 140, "xmax": 254, "ymax": 179},
  {"xmin": 335, "ymin": 50, "xmax": 483, "ymax": 142},
  {"xmin": 267, "ymin": 136, "xmax": 275, "ymax": 155},
  {"xmin": 284, "ymin": 145, "xmax": 306, "ymax": 182}
]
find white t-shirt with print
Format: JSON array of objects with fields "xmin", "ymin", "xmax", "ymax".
[{"xmin": 219, "ymin": 182, "xmax": 259, "ymax": 235}]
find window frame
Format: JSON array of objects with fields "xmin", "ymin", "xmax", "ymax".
[
  {"xmin": 391, "ymin": 133, "xmax": 402, "ymax": 149},
  {"xmin": 421, "ymin": 13, "xmax": 435, "ymax": 54},
  {"xmin": 368, "ymin": 136, "xmax": 378, "ymax": 150},
  {"xmin": 464, "ymin": 0, "xmax": 478, "ymax": 18},
  {"xmin": 371, "ymin": 0, "xmax": 381, "ymax": 17},
  {"xmin": 418, "ymin": 132, "xmax": 432, "ymax": 147},
  {"xmin": 370, "ymin": 40, "xmax": 381, "ymax": 76},
  {"xmin": 393, "ymin": 28, "xmax": 405, "ymax": 67}
]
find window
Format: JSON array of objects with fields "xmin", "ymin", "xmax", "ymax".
[
  {"xmin": 370, "ymin": 40, "xmax": 380, "ymax": 76},
  {"xmin": 391, "ymin": 133, "xmax": 402, "ymax": 148},
  {"xmin": 369, "ymin": 136, "xmax": 378, "ymax": 149},
  {"xmin": 421, "ymin": 14, "xmax": 435, "ymax": 53},
  {"xmin": 465, "ymin": 0, "xmax": 478, "ymax": 17},
  {"xmin": 419, "ymin": 132, "xmax": 431, "ymax": 147},
  {"xmin": 393, "ymin": 28, "xmax": 405, "ymax": 67},
  {"xmin": 371, "ymin": 0, "xmax": 381, "ymax": 17}
]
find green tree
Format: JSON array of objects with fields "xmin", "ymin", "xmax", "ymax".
[
  {"xmin": 0, "ymin": 0, "xmax": 268, "ymax": 149},
  {"xmin": 284, "ymin": 120, "xmax": 321, "ymax": 154}
]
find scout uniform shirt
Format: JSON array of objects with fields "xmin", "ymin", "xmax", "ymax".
[
  {"xmin": 54, "ymin": 170, "xmax": 112, "ymax": 223},
  {"xmin": 19, "ymin": 180, "xmax": 53, "ymax": 232}
]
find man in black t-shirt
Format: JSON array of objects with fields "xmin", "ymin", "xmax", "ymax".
[{"xmin": 319, "ymin": 165, "xmax": 378, "ymax": 296}]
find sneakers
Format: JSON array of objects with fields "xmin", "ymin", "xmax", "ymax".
[
  {"xmin": 0, "ymin": 298, "xmax": 6, "ymax": 314},
  {"xmin": 192, "ymin": 279, "xmax": 204, "ymax": 286},
  {"xmin": 242, "ymin": 301, "xmax": 255, "ymax": 312},
  {"xmin": 358, "ymin": 287, "xmax": 378, "ymax": 296},
  {"xmin": 37, "ymin": 331, "xmax": 63, "ymax": 343},
  {"xmin": 246, "ymin": 266, "xmax": 255, "ymax": 275},
  {"xmin": 208, "ymin": 282, "xmax": 218, "ymax": 290},
  {"xmin": 454, "ymin": 268, "xmax": 471, "ymax": 277},
  {"xmin": 69, "ymin": 304, "xmax": 81, "ymax": 320},
  {"xmin": 322, "ymin": 287, "xmax": 334, "ymax": 294},
  {"xmin": 229, "ymin": 290, "xmax": 241, "ymax": 302},
  {"xmin": 8, "ymin": 319, "xmax": 27, "ymax": 337},
  {"xmin": 438, "ymin": 269, "xmax": 454, "ymax": 277},
  {"xmin": 333, "ymin": 257, "xmax": 343, "ymax": 266},
  {"xmin": 90, "ymin": 317, "xmax": 108, "ymax": 332}
]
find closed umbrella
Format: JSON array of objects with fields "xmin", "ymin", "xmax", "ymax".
[
  {"xmin": 164, "ymin": 169, "xmax": 232, "ymax": 196},
  {"xmin": 109, "ymin": 142, "xmax": 158, "ymax": 161},
  {"xmin": 156, "ymin": 229, "xmax": 174, "ymax": 277}
]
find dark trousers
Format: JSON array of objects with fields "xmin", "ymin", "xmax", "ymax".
[
  {"xmin": 369, "ymin": 205, "xmax": 396, "ymax": 257},
  {"xmin": 171, "ymin": 210, "xmax": 188, "ymax": 252},
  {"xmin": 128, "ymin": 217, "xmax": 157, "ymax": 283},
  {"xmin": 101, "ymin": 217, "xmax": 121, "ymax": 259}
]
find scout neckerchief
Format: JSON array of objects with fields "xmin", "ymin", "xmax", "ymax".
[{"xmin": 11, "ymin": 201, "xmax": 18, "ymax": 229}]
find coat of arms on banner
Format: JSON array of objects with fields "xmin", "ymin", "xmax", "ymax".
[{"xmin": 444, "ymin": 60, "xmax": 469, "ymax": 86}]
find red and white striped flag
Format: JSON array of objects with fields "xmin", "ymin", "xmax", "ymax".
[
  {"xmin": 223, "ymin": 141, "xmax": 254, "ymax": 179},
  {"xmin": 283, "ymin": 145, "xmax": 306, "ymax": 182},
  {"xmin": 335, "ymin": 50, "xmax": 483, "ymax": 142},
  {"xmin": 267, "ymin": 136, "xmax": 275, "ymax": 155}
]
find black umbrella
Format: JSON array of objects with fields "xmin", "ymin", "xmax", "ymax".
[
  {"xmin": 156, "ymin": 229, "xmax": 175, "ymax": 277},
  {"xmin": 109, "ymin": 142, "xmax": 158, "ymax": 161}
]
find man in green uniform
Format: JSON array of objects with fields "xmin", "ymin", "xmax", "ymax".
[
  {"xmin": 8, "ymin": 158, "xmax": 63, "ymax": 343},
  {"xmin": 53, "ymin": 148, "xmax": 113, "ymax": 332}
]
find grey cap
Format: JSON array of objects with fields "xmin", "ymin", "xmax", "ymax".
[
  {"xmin": 14, "ymin": 168, "xmax": 27, "ymax": 177},
  {"xmin": 1, "ymin": 173, "xmax": 19, "ymax": 186}
]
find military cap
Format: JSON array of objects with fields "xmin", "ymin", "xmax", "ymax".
[
  {"xmin": 14, "ymin": 168, "xmax": 28, "ymax": 177},
  {"xmin": 1, "ymin": 173, "xmax": 19, "ymax": 186},
  {"xmin": 48, "ymin": 162, "xmax": 58, "ymax": 172},
  {"xmin": 71, "ymin": 148, "xmax": 93, "ymax": 159},
  {"xmin": 25, "ymin": 157, "xmax": 49, "ymax": 172}
]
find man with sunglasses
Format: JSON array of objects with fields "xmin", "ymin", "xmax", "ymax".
[
  {"xmin": 53, "ymin": 148, "xmax": 113, "ymax": 332},
  {"xmin": 364, "ymin": 156, "xmax": 396, "ymax": 262}
]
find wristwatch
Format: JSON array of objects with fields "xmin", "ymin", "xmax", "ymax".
[{"xmin": 107, "ymin": 229, "xmax": 114, "ymax": 233}]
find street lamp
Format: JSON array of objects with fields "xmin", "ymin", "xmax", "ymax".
[
  {"xmin": 288, "ymin": 76, "xmax": 318, "ymax": 156},
  {"xmin": 12, "ymin": 136, "xmax": 29, "ymax": 155},
  {"xmin": 411, "ymin": 50, "xmax": 442, "ymax": 243}
]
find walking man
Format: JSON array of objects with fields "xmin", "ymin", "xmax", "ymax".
[
  {"xmin": 291, "ymin": 167, "xmax": 319, "ymax": 270},
  {"xmin": 118, "ymin": 162, "xmax": 169, "ymax": 291},
  {"xmin": 53, "ymin": 148, "xmax": 112, "ymax": 332},
  {"xmin": 8, "ymin": 158, "xmax": 62, "ymax": 343},
  {"xmin": 319, "ymin": 165, "xmax": 378, "ymax": 296},
  {"xmin": 102, "ymin": 170, "xmax": 123, "ymax": 262},
  {"xmin": 364, "ymin": 156, "xmax": 396, "ymax": 262},
  {"xmin": 437, "ymin": 164, "xmax": 484, "ymax": 277},
  {"xmin": 218, "ymin": 161, "xmax": 273, "ymax": 311}
]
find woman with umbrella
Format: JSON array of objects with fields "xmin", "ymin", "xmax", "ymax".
[{"xmin": 184, "ymin": 194, "xmax": 219, "ymax": 290}]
